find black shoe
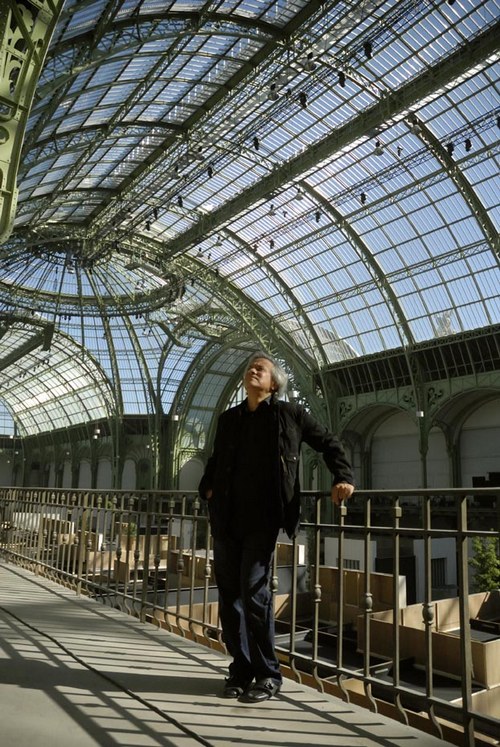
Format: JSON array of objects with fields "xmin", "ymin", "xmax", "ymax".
[
  {"xmin": 222, "ymin": 675, "xmax": 253, "ymax": 699},
  {"xmin": 243, "ymin": 677, "xmax": 281, "ymax": 703}
]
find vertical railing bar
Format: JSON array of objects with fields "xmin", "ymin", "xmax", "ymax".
[
  {"xmin": 22, "ymin": 491, "xmax": 29, "ymax": 569},
  {"xmin": 422, "ymin": 492, "xmax": 443, "ymax": 739},
  {"xmin": 58, "ymin": 496, "xmax": 69, "ymax": 583},
  {"xmin": 120, "ymin": 500, "xmax": 133, "ymax": 612},
  {"xmin": 458, "ymin": 493, "xmax": 475, "ymax": 747},
  {"xmin": 22, "ymin": 491, "xmax": 30, "ymax": 569},
  {"xmin": 188, "ymin": 496, "xmax": 200, "ymax": 639},
  {"xmin": 102, "ymin": 494, "xmax": 113, "ymax": 600},
  {"xmin": 108, "ymin": 497, "xmax": 119, "ymax": 598},
  {"xmin": 80, "ymin": 492, "xmax": 88, "ymax": 589},
  {"xmin": 53, "ymin": 497, "xmax": 63, "ymax": 585},
  {"xmin": 51, "ymin": 492, "xmax": 60, "ymax": 582},
  {"xmin": 94, "ymin": 496, "xmax": 105, "ymax": 600},
  {"xmin": 13, "ymin": 489, "xmax": 20, "ymax": 563},
  {"xmin": 67, "ymin": 494, "xmax": 75, "ymax": 580},
  {"xmin": 269, "ymin": 533, "xmax": 280, "ymax": 671},
  {"xmin": 201, "ymin": 516, "xmax": 213, "ymax": 646},
  {"xmin": 35, "ymin": 491, "xmax": 45, "ymax": 575},
  {"xmin": 106, "ymin": 497, "xmax": 118, "ymax": 602},
  {"xmin": 160, "ymin": 494, "xmax": 176, "ymax": 633},
  {"xmin": 76, "ymin": 493, "xmax": 88, "ymax": 596},
  {"xmin": 83, "ymin": 494, "xmax": 94, "ymax": 594},
  {"xmin": 91, "ymin": 493, "xmax": 101, "ymax": 596},
  {"xmin": 175, "ymin": 494, "xmax": 186, "ymax": 636},
  {"xmin": 363, "ymin": 493, "xmax": 377, "ymax": 711},
  {"xmin": 392, "ymin": 495, "xmax": 408, "ymax": 724},
  {"xmin": 114, "ymin": 497, "xmax": 125, "ymax": 612},
  {"xmin": 140, "ymin": 495, "xmax": 153, "ymax": 624},
  {"xmin": 70, "ymin": 495, "xmax": 78, "ymax": 587},
  {"xmin": 288, "ymin": 536, "xmax": 301, "ymax": 682},
  {"xmin": 61, "ymin": 495, "xmax": 70, "ymax": 585},
  {"xmin": 88, "ymin": 494, "xmax": 100, "ymax": 590},
  {"xmin": 336, "ymin": 502, "xmax": 349, "ymax": 701},
  {"xmin": 130, "ymin": 498, "xmax": 142, "ymax": 616},
  {"xmin": 151, "ymin": 496, "xmax": 163, "ymax": 618},
  {"xmin": 311, "ymin": 494, "xmax": 324, "ymax": 692}
]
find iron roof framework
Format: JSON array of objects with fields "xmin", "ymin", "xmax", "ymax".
[{"xmin": 0, "ymin": 0, "xmax": 499, "ymax": 437}]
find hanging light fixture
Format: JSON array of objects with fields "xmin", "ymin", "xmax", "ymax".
[
  {"xmin": 409, "ymin": 118, "xmax": 422, "ymax": 135},
  {"xmin": 268, "ymin": 83, "xmax": 279, "ymax": 101},
  {"xmin": 303, "ymin": 51, "xmax": 316, "ymax": 72},
  {"xmin": 277, "ymin": 66, "xmax": 294, "ymax": 86}
]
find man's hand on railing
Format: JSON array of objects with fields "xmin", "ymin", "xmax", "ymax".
[{"xmin": 331, "ymin": 482, "xmax": 355, "ymax": 506}]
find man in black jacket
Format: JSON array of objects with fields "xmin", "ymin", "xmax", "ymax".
[{"xmin": 199, "ymin": 352, "xmax": 354, "ymax": 703}]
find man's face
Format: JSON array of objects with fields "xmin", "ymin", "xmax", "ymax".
[{"xmin": 244, "ymin": 357, "xmax": 276, "ymax": 397}]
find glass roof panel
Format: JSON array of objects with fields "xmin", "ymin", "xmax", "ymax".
[
  {"xmin": 0, "ymin": 321, "xmax": 114, "ymax": 436},
  {"xmin": 0, "ymin": 0, "xmax": 498, "ymax": 433}
]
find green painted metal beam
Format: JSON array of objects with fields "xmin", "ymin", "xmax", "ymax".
[{"xmin": 0, "ymin": 0, "xmax": 64, "ymax": 244}]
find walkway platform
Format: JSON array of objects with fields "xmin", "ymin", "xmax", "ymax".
[{"xmin": 0, "ymin": 560, "xmax": 456, "ymax": 747}]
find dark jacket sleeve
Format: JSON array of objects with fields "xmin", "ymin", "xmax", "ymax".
[
  {"xmin": 296, "ymin": 405, "xmax": 354, "ymax": 486},
  {"xmin": 277, "ymin": 401, "xmax": 354, "ymax": 538},
  {"xmin": 198, "ymin": 415, "xmax": 222, "ymax": 499},
  {"xmin": 198, "ymin": 406, "xmax": 240, "ymax": 500}
]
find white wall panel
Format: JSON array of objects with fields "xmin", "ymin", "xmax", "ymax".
[
  {"xmin": 96, "ymin": 458, "xmax": 112, "ymax": 488},
  {"xmin": 178, "ymin": 457, "xmax": 204, "ymax": 490},
  {"xmin": 427, "ymin": 427, "xmax": 449, "ymax": 488},
  {"xmin": 371, "ymin": 411, "xmax": 421, "ymax": 489},
  {"xmin": 121, "ymin": 458, "xmax": 136, "ymax": 489},
  {"xmin": 79, "ymin": 460, "xmax": 91, "ymax": 488},
  {"xmin": 460, "ymin": 398, "xmax": 500, "ymax": 487},
  {"xmin": 62, "ymin": 460, "xmax": 72, "ymax": 488},
  {"xmin": 0, "ymin": 457, "xmax": 12, "ymax": 486}
]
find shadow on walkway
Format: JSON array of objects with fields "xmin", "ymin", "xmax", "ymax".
[{"xmin": 0, "ymin": 560, "xmax": 456, "ymax": 747}]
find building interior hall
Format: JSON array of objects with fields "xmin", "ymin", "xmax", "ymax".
[{"xmin": 0, "ymin": 1, "xmax": 499, "ymax": 746}]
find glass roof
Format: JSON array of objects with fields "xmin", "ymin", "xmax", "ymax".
[
  {"xmin": 0, "ymin": 317, "xmax": 113, "ymax": 436},
  {"xmin": 0, "ymin": 0, "xmax": 498, "ymax": 435}
]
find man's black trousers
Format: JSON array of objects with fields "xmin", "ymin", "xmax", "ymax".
[{"xmin": 213, "ymin": 530, "xmax": 282, "ymax": 683}]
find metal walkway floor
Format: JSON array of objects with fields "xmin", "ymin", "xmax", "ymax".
[{"xmin": 0, "ymin": 560, "xmax": 456, "ymax": 747}]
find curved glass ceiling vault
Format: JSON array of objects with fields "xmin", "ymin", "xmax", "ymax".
[
  {"xmin": 0, "ymin": 0, "xmax": 498, "ymax": 434},
  {"xmin": 0, "ymin": 316, "xmax": 114, "ymax": 436}
]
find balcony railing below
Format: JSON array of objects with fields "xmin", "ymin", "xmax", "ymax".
[{"xmin": 0, "ymin": 486, "xmax": 499, "ymax": 747}]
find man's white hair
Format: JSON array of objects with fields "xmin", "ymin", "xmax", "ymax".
[{"xmin": 245, "ymin": 351, "xmax": 288, "ymax": 397}]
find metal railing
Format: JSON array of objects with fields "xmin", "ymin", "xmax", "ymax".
[{"xmin": 0, "ymin": 486, "xmax": 499, "ymax": 747}]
